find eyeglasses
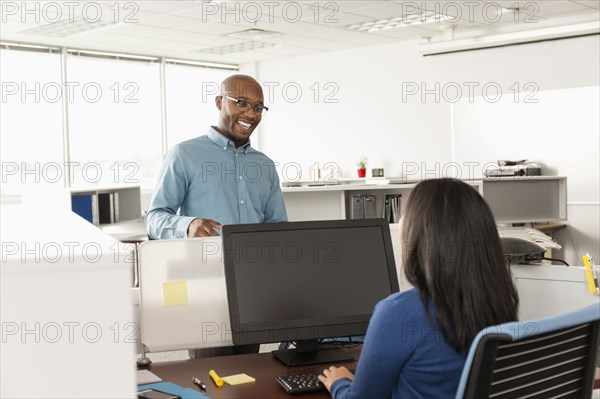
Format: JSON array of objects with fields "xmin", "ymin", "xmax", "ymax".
[{"xmin": 222, "ymin": 95, "xmax": 269, "ymax": 115}]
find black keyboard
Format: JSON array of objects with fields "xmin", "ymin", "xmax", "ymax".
[{"xmin": 276, "ymin": 373, "xmax": 325, "ymax": 394}]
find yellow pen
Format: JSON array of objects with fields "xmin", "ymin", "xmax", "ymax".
[
  {"xmin": 209, "ymin": 369, "xmax": 224, "ymax": 387},
  {"xmin": 582, "ymin": 253, "xmax": 598, "ymax": 294}
]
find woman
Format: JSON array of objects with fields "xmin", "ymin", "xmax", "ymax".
[{"xmin": 319, "ymin": 178, "xmax": 519, "ymax": 398}]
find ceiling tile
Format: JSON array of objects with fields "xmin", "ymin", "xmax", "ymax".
[
  {"xmin": 137, "ymin": 38, "xmax": 210, "ymax": 52},
  {"xmin": 256, "ymin": 44, "xmax": 322, "ymax": 57},
  {"xmin": 572, "ymin": 1, "xmax": 600, "ymax": 9},
  {"xmin": 135, "ymin": 1, "xmax": 205, "ymax": 15},
  {"xmin": 182, "ymin": 21, "xmax": 249, "ymax": 35},
  {"xmin": 367, "ymin": 25, "xmax": 445, "ymax": 40},
  {"xmin": 64, "ymin": 38, "xmax": 157, "ymax": 54},
  {"xmin": 136, "ymin": 28, "xmax": 215, "ymax": 45},
  {"xmin": 1, "ymin": 0, "xmax": 598, "ymax": 66},
  {"xmin": 114, "ymin": 9, "xmax": 164, "ymax": 22},
  {"xmin": 178, "ymin": 33, "xmax": 246, "ymax": 47},
  {"xmin": 0, "ymin": 20, "xmax": 39, "ymax": 33},
  {"xmin": 535, "ymin": 0, "xmax": 599, "ymax": 17},
  {"xmin": 107, "ymin": 23, "xmax": 172, "ymax": 36},
  {"xmin": 263, "ymin": 34, "xmax": 357, "ymax": 51},
  {"xmin": 341, "ymin": 7, "xmax": 404, "ymax": 21},
  {"xmin": 139, "ymin": 14, "xmax": 204, "ymax": 29},
  {"xmin": 219, "ymin": 16, "xmax": 397, "ymax": 46},
  {"xmin": 75, "ymin": 31, "xmax": 158, "ymax": 46},
  {"xmin": 293, "ymin": 24, "xmax": 398, "ymax": 45},
  {"xmin": 325, "ymin": 1, "xmax": 396, "ymax": 13}
]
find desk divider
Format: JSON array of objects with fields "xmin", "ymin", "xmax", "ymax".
[{"xmin": 138, "ymin": 237, "xmax": 233, "ymax": 352}]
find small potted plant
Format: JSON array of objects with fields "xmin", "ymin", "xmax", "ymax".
[{"xmin": 357, "ymin": 157, "xmax": 367, "ymax": 178}]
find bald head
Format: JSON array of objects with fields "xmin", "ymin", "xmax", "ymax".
[{"xmin": 221, "ymin": 74, "xmax": 263, "ymax": 101}]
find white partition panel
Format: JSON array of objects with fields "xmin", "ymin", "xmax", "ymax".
[
  {"xmin": 511, "ymin": 264, "xmax": 600, "ymax": 320},
  {"xmin": 1, "ymin": 206, "xmax": 136, "ymax": 399},
  {"xmin": 138, "ymin": 237, "xmax": 232, "ymax": 352}
]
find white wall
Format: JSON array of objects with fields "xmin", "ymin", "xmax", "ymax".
[
  {"xmin": 254, "ymin": 35, "xmax": 600, "ymax": 265},
  {"xmin": 249, "ymin": 38, "xmax": 455, "ymax": 179}
]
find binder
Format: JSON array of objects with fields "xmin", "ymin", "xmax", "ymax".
[
  {"xmin": 364, "ymin": 195, "xmax": 377, "ymax": 218},
  {"xmin": 384, "ymin": 194, "xmax": 402, "ymax": 223},
  {"xmin": 351, "ymin": 195, "xmax": 364, "ymax": 219},
  {"xmin": 98, "ymin": 193, "xmax": 115, "ymax": 224},
  {"xmin": 71, "ymin": 194, "xmax": 99, "ymax": 225},
  {"xmin": 351, "ymin": 195, "xmax": 377, "ymax": 219},
  {"xmin": 113, "ymin": 192, "xmax": 120, "ymax": 223}
]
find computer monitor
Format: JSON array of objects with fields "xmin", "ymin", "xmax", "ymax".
[{"xmin": 223, "ymin": 219, "xmax": 399, "ymax": 366}]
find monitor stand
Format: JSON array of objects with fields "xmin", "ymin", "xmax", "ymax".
[{"xmin": 271, "ymin": 339, "xmax": 354, "ymax": 367}]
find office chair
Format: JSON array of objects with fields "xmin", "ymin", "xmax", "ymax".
[{"xmin": 455, "ymin": 303, "xmax": 600, "ymax": 399}]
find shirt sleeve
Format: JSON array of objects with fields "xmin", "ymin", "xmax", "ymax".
[
  {"xmin": 330, "ymin": 299, "xmax": 414, "ymax": 399},
  {"xmin": 144, "ymin": 147, "xmax": 196, "ymax": 239},
  {"xmin": 262, "ymin": 163, "xmax": 288, "ymax": 223}
]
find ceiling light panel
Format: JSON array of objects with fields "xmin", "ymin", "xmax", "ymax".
[
  {"xmin": 227, "ymin": 28, "xmax": 282, "ymax": 40},
  {"xmin": 195, "ymin": 41, "xmax": 280, "ymax": 54},
  {"xmin": 348, "ymin": 12, "xmax": 455, "ymax": 32},
  {"xmin": 20, "ymin": 17, "xmax": 117, "ymax": 37}
]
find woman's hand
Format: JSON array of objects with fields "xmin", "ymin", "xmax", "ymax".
[{"xmin": 318, "ymin": 366, "xmax": 355, "ymax": 391}]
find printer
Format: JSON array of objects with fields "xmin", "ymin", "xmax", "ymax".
[
  {"xmin": 498, "ymin": 227, "xmax": 561, "ymax": 264},
  {"xmin": 484, "ymin": 160, "xmax": 542, "ymax": 177}
]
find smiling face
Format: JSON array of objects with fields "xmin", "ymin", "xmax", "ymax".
[{"xmin": 215, "ymin": 75, "xmax": 264, "ymax": 148}]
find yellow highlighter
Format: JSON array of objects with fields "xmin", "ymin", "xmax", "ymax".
[
  {"xmin": 582, "ymin": 253, "xmax": 598, "ymax": 295},
  {"xmin": 209, "ymin": 369, "xmax": 224, "ymax": 387}
]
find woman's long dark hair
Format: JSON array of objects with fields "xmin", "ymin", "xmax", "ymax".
[{"xmin": 402, "ymin": 178, "xmax": 519, "ymax": 352}]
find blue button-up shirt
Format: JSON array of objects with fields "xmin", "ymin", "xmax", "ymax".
[{"xmin": 145, "ymin": 127, "xmax": 288, "ymax": 239}]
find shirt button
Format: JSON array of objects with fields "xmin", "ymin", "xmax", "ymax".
[
  {"xmin": 223, "ymin": 146, "xmax": 227, "ymax": 150},
  {"xmin": 239, "ymin": 176, "xmax": 242, "ymax": 180},
  {"xmin": 240, "ymin": 200, "xmax": 245, "ymax": 205}
]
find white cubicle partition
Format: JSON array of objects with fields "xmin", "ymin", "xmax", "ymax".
[
  {"xmin": 511, "ymin": 264, "xmax": 599, "ymax": 320},
  {"xmin": 136, "ymin": 229, "xmax": 598, "ymax": 354},
  {"xmin": 138, "ymin": 237, "xmax": 233, "ymax": 352},
  {"xmin": 0, "ymin": 206, "xmax": 136, "ymax": 399},
  {"xmin": 389, "ymin": 225, "xmax": 599, "ymax": 319}
]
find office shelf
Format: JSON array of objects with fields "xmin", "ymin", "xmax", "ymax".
[
  {"xmin": 282, "ymin": 177, "xmax": 566, "ymax": 225},
  {"xmin": 70, "ymin": 185, "xmax": 142, "ymax": 227}
]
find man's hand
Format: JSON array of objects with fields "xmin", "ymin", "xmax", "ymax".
[
  {"xmin": 318, "ymin": 366, "xmax": 355, "ymax": 391},
  {"xmin": 187, "ymin": 218, "xmax": 222, "ymax": 237}
]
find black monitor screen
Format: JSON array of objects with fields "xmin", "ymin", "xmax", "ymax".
[{"xmin": 223, "ymin": 219, "xmax": 399, "ymax": 365}]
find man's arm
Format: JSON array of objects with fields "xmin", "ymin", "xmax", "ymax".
[{"xmin": 144, "ymin": 147, "xmax": 196, "ymax": 239}]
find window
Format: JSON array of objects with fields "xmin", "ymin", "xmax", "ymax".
[
  {"xmin": 1, "ymin": 46, "xmax": 237, "ymax": 200},
  {"xmin": 66, "ymin": 55, "xmax": 162, "ymax": 190},
  {"xmin": 0, "ymin": 49, "xmax": 64, "ymax": 199},
  {"xmin": 165, "ymin": 64, "xmax": 231, "ymax": 147}
]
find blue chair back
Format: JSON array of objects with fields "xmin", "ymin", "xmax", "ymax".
[{"xmin": 455, "ymin": 304, "xmax": 600, "ymax": 399}]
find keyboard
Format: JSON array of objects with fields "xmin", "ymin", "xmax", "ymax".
[{"xmin": 275, "ymin": 373, "xmax": 325, "ymax": 394}]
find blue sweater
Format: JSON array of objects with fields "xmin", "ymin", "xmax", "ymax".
[{"xmin": 330, "ymin": 289, "xmax": 467, "ymax": 399}]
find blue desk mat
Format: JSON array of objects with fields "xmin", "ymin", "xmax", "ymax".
[{"xmin": 138, "ymin": 381, "xmax": 210, "ymax": 399}]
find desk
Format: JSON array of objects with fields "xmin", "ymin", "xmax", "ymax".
[
  {"xmin": 141, "ymin": 347, "xmax": 360, "ymax": 399},
  {"xmin": 101, "ymin": 219, "xmax": 149, "ymax": 243},
  {"xmin": 142, "ymin": 350, "xmax": 600, "ymax": 398}
]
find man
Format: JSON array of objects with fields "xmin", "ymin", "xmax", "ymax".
[
  {"xmin": 145, "ymin": 74, "xmax": 288, "ymax": 239},
  {"xmin": 145, "ymin": 74, "xmax": 288, "ymax": 356}
]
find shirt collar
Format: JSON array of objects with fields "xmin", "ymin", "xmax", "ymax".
[{"xmin": 207, "ymin": 126, "xmax": 252, "ymax": 153}]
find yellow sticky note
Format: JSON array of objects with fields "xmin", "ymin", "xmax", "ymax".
[
  {"xmin": 222, "ymin": 373, "xmax": 256, "ymax": 385},
  {"xmin": 162, "ymin": 280, "xmax": 189, "ymax": 307}
]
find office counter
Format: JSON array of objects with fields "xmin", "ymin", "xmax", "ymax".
[{"xmin": 141, "ymin": 347, "xmax": 360, "ymax": 399}]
